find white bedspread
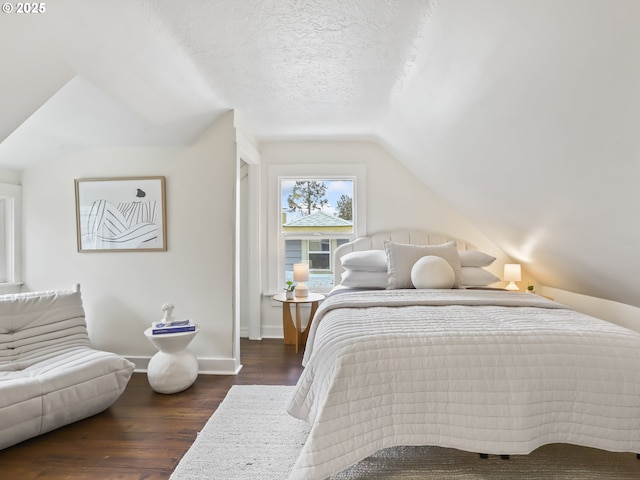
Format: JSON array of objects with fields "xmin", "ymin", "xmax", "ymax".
[{"xmin": 287, "ymin": 289, "xmax": 640, "ymax": 480}]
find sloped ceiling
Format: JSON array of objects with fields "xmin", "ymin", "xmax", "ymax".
[
  {"xmin": 0, "ymin": 0, "xmax": 227, "ymax": 168},
  {"xmin": 1, "ymin": 0, "xmax": 639, "ymax": 308}
]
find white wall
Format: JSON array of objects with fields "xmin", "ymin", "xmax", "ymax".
[
  {"xmin": 543, "ymin": 286, "xmax": 640, "ymax": 334},
  {"xmin": 257, "ymin": 140, "xmax": 519, "ymax": 337},
  {"xmin": 0, "ymin": 168, "xmax": 21, "ymax": 185},
  {"xmin": 21, "ymin": 112, "xmax": 239, "ymax": 373}
]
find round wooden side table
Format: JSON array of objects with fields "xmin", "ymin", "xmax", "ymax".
[{"xmin": 273, "ymin": 292, "xmax": 325, "ymax": 353}]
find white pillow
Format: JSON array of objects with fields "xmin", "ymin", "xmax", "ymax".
[
  {"xmin": 461, "ymin": 266, "xmax": 501, "ymax": 286},
  {"xmin": 458, "ymin": 250, "xmax": 496, "ymax": 268},
  {"xmin": 340, "ymin": 250, "xmax": 387, "ymax": 272},
  {"xmin": 411, "ymin": 256, "xmax": 455, "ymax": 289},
  {"xmin": 384, "ymin": 240, "xmax": 463, "ymax": 289},
  {"xmin": 340, "ymin": 270, "xmax": 388, "ymax": 289}
]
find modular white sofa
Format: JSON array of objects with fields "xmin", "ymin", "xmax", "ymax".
[{"xmin": 0, "ymin": 285, "xmax": 135, "ymax": 450}]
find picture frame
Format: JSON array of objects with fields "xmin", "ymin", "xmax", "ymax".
[{"xmin": 75, "ymin": 176, "xmax": 167, "ymax": 252}]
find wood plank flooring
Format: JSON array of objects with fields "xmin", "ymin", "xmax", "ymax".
[{"xmin": 0, "ymin": 338, "xmax": 304, "ymax": 480}]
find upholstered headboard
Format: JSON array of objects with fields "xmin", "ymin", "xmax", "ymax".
[{"xmin": 333, "ymin": 230, "xmax": 476, "ymax": 285}]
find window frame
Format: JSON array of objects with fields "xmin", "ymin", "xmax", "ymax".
[
  {"xmin": 307, "ymin": 238, "xmax": 332, "ymax": 272},
  {"xmin": 268, "ymin": 164, "xmax": 366, "ymax": 294},
  {"xmin": 0, "ymin": 183, "xmax": 22, "ymax": 292}
]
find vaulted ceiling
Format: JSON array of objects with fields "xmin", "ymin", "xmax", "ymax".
[{"xmin": 1, "ymin": 0, "xmax": 639, "ymax": 308}]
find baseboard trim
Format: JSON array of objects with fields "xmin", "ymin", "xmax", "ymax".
[
  {"xmin": 242, "ymin": 326, "xmax": 283, "ymax": 339},
  {"xmin": 127, "ymin": 355, "xmax": 242, "ymax": 375},
  {"xmin": 260, "ymin": 325, "xmax": 284, "ymax": 339}
]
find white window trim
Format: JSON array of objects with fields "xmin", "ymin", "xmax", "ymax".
[
  {"xmin": 0, "ymin": 183, "xmax": 22, "ymax": 292},
  {"xmin": 267, "ymin": 164, "xmax": 366, "ymax": 295}
]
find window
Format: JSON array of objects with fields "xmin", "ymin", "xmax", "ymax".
[
  {"xmin": 0, "ymin": 183, "xmax": 21, "ymax": 289},
  {"xmin": 268, "ymin": 165, "xmax": 366, "ymax": 293},
  {"xmin": 281, "ymin": 178, "xmax": 354, "ymax": 289},
  {"xmin": 308, "ymin": 239, "xmax": 331, "ymax": 271}
]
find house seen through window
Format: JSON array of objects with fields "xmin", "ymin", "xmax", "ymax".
[{"xmin": 281, "ymin": 179, "xmax": 354, "ymax": 290}]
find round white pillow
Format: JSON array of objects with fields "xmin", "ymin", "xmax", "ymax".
[{"xmin": 411, "ymin": 255, "xmax": 455, "ymax": 289}]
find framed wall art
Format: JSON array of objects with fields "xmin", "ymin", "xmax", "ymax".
[{"xmin": 75, "ymin": 176, "xmax": 167, "ymax": 252}]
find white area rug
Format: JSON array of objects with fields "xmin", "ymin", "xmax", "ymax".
[
  {"xmin": 171, "ymin": 386, "xmax": 308, "ymax": 480},
  {"xmin": 170, "ymin": 385, "xmax": 640, "ymax": 480}
]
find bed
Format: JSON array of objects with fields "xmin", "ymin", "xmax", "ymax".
[{"xmin": 286, "ymin": 231, "xmax": 640, "ymax": 480}]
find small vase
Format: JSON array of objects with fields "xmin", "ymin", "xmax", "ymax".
[{"xmin": 285, "ymin": 291, "xmax": 295, "ymax": 300}]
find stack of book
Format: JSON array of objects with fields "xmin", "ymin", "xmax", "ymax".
[{"xmin": 151, "ymin": 319, "xmax": 195, "ymax": 335}]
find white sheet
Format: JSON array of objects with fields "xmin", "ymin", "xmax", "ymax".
[{"xmin": 287, "ymin": 289, "xmax": 640, "ymax": 480}]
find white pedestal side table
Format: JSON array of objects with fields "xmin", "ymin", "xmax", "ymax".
[{"xmin": 144, "ymin": 326, "xmax": 199, "ymax": 394}]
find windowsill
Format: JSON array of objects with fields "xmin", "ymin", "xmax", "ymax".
[{"xmin": 264, "ymin": 288, "xmax": 331, "ymax": 297}]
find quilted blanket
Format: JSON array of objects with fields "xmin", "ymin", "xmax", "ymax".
[{"xmin": 287, "ymin": 289, "xmax": 640, "ymax": 480}]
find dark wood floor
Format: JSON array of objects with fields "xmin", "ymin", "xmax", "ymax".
[{"xmin": 0, "ymin": 338, "xmax": 304, "ymax": 480}]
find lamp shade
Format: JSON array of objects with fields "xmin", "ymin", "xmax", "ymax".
[
  {"xmin": 293, "ymin": 263, "xmax": 309, "ymax": 297},
  {"xmin": 503, "ymin": 263, "xmax": 521, "ymax": 291},
  {"xmin": 504, "ymin": 264, "xmax": 522, "ymax": 282},
  {"xmin": 293, "ymin": 263, "xmax": 309, "ymax": 282}
]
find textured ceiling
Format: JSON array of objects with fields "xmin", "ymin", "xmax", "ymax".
[
  {"xmin": 141, "ymin": 0, "xmax": 435, "ymax": 137},
  {"xmin": 1, "ymin": 0, "xmax": 640, "ymax": 309}
]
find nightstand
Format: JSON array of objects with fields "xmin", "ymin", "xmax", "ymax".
[
  {"xmin": 273, "ymin": 292, "xmax": 325, "ymax": 353},
  {"xmin": 143, "ymin": 326, "xmax": 199, "ymax": 394}
]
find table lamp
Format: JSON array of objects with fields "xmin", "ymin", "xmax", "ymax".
[
  {"xmin": 504, "ymin": 264, "xmax": 521, "ymax": 291},
  {"xmin": 293, "ymin": 263, "xmax": 309, "ymax": 297}
]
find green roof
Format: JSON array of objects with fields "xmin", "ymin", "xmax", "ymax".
[{"xmin": 284, "ymin": 210, "xmax": 352, "ymax": 227}]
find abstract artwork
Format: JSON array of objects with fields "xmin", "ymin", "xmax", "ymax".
[{"xmin": 75, "ymin": 176, "xmax": 167, "ymax": 252}]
